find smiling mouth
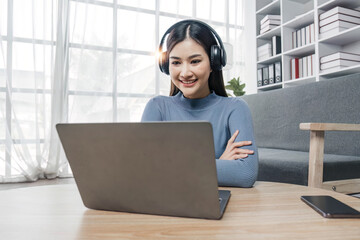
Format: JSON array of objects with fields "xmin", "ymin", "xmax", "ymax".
[{"xmin": 179, "ymin": 79, "xmax": 198, "ymax": 84}]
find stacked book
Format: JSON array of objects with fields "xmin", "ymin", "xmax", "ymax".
[
  {"xmin": 320, "ymin": 52, "xmax": 360, "ymax": 72},
  {"xmin": 291, "ymin": 23, "xmax": 315, "ymax": 49},
  {"xmin": 257, "ymin": 43, "xmax": 272, "ymax": 61},
  {"xmin": 290, "ymin": 54, "xmax": 315, "ymax": 80},
  {"xmin": 260, "ymin": 15, "xmax": 281, "ymax": 35},
  {"xmin": 257, "ymin": 62, "xmax": 282, "ymax": 87},
  {"xmin": 257, "ymin": 36, "xmax": 281, "ymax": 61},
  {"xmin": 319, "ymin": 6, "xmax": 360, "ymax": 39}
]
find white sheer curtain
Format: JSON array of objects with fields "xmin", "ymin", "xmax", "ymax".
[
  {"xmin": 0, "ymin": 0, "xmax": 70, "ymax": 182},
  {"xmin": 0, "ymin": 0, "xmax": 246, "ymax": 183}
]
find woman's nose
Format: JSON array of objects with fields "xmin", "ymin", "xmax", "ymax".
[{"xmin": 180, "ymin": 64, "xmax": 193, "ymax": 78}]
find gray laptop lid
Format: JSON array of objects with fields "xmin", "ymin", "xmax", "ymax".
[{"xmin": 56, "ymin": 122, "xmax": 228, "ymax": 219}]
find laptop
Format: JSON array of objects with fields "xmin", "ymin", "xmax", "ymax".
[{"xmin": 56, "ymin": 121, "xmax": 231, "ymax": 219}]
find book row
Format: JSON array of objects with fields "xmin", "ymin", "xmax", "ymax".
[
  {"xmin": 292, "ymin": 23, "xmax": 315, "ymax": 49},
  {"xmin": 319, "ymin": 6, "xmax": 360, "ymax": 39},
  {"xmin": 320, "ymin": 52, "xmax": 360, "ymax": 72},
  {"xmin": 290, "ymin": 54, "xmax": 315, "ymax": 80},
  {"xmin": 257, "ymin": 62, "xmax": 282, "ymax": 87},
  {"xmin": 257, "ymin": 36, "xmax": 281, "ymax": 61}
]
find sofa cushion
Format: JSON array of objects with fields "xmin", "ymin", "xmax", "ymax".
[{"xmin": 258, "ymin": 148, "xmax": 360, "ymax": 185}]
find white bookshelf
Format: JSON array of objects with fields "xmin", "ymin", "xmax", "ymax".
[{"xmin": 255, "ymin": 0, "xmax": 360, "ymax": 91}]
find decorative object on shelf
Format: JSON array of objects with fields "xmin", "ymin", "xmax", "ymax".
[{"xmin": 225, "ymin": 77, "xmax": 246, "ymax": 96}]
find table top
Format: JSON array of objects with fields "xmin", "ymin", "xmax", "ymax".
[{"xmin": 0, "ymin": 181, "xmax": 359, "ymax": 239}]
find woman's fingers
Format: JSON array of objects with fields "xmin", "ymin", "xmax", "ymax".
[
  {"xmin": 227, "ymin": 154, "xmax": 249, "ymax": 160},
  {"xmin": 231, "ymin": 148, "xmax": 254, "ymax": 156},
  {"xmin": 235, "ymin": 154, "xmax": 249, "ymax": 159},
  {"xmin": 231, "ymin": 140, "xmax": 252, "ymax": 148},
  {"xmin": 228, "ymin": 130, "xmax": 239, "ymax": 144},
  {"xmin": 220, "ymin": 130, "xmax": 255, "ymax": 160}
]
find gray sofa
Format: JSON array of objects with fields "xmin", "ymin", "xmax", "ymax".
[{"xmin": 241, "ymin": 73, "xmax": 360, "ymax": 186}]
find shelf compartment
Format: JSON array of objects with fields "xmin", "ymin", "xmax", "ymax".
[
  {"xmin": 283, "ymin": 10, "xmax": 314, "ymax": 29},
  {"xmin": 318, "ymin": 0, "xmax": 360, "ymax": 11},
  {"xmin": 256, "ymin": 0, "xmax": 281, "ymax": 15},
  {"xmin": 282, "ymin": 0, "xmax": 314, "ymax": 24},
  {"xmin": 283, "ymin": 43, "xmax": 315, "ymax": 57},
  {"xmin": 319, "ymin": 64, "xmax": 360, "ymax": 78},
  {"xmin": 319, "ymin": 25, "xmax": 360, "ymax": 45},
  {"xmin": 257, "ymin": 82, "xmax": 283, "ymax": 91}
]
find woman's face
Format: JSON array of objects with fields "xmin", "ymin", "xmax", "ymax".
[{"xmin": 169, "ymin": 38, "xmax": 211, "ymax": 99}]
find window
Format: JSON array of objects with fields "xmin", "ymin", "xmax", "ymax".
[{"xmin": 0, "ymin": 0, "xmax": 244, "ymax": 181}]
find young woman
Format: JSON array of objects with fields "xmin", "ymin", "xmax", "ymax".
[{"xmin": 142, "ymin": 20, "xmax": 258, "ymax": 187}]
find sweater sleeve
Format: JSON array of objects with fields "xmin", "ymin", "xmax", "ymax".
[
  {"xmin": 141, "ymin": 97, "xmax": 162, "ymax": 121},
  {"xmin": 215, "ymin": 100, "xmax": 259, "ymax": 188}
]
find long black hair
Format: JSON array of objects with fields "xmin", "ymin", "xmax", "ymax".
[{"xmin": 165, "ymin": 21, "xmax": 228, "ymax": 97}]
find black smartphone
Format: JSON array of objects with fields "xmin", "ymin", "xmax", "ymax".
[{"xmin": 301, "ymin": 195, "xmax": 360, "ymax": 218}]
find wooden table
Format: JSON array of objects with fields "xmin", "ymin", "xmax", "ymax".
[{"xmin": 0, "ymin": 181, "xmax": 359, "ymax": 239}]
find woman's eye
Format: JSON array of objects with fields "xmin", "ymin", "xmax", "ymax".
[
  {"xmin": 171, "ymin": 61, "xmax": 181, "ymax": 65},
  {"xmin": 191, "ymin": 59, "xmax": 201, "ymax": 64}
]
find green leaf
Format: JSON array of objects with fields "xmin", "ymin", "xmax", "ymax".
[{"xmin": 226, "ymin": 77, "xmax": 246, "ymax": 96}]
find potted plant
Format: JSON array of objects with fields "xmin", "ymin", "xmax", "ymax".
[{"xmin": 225, "ymin": 77, "xmax": 246, "ymax": 96}]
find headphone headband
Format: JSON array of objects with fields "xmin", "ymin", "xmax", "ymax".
[{"xmin": 158, "ymin": 19, "xmax": 227, "ymax": 74}]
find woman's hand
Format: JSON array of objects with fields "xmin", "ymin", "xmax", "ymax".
[{"xmin": 219, "ymin": 130, "xmax": 254, "ymax": 160}]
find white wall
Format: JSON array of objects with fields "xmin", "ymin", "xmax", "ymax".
[{"xmin": 243, "ymin": 0, "xmax": 257, "ymax": 95}]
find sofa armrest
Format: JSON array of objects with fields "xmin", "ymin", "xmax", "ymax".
[
  {"xmin": 300, "ymin": 123, "xmax": 360, "ymax": 131},
  {"xmin": 300, "ymin": 122, "xmax": 360, "ymax": 193}
]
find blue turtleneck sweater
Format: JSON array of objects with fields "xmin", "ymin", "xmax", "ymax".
[{"xmin": 141, "ymin": 92, "xmax": 258, "ymax": 187}]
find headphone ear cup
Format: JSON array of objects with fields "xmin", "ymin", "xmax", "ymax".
[
  {"xmin": 210, "ymin": 45, "xmax": 222, "ymax": 71},
  {"xmin": 159, "ymin": 51, "xmax": 170, "ymax": 75},
  {"xmin": 221, "ymin": 46, "xmax": 227, "ymax": 67}
]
